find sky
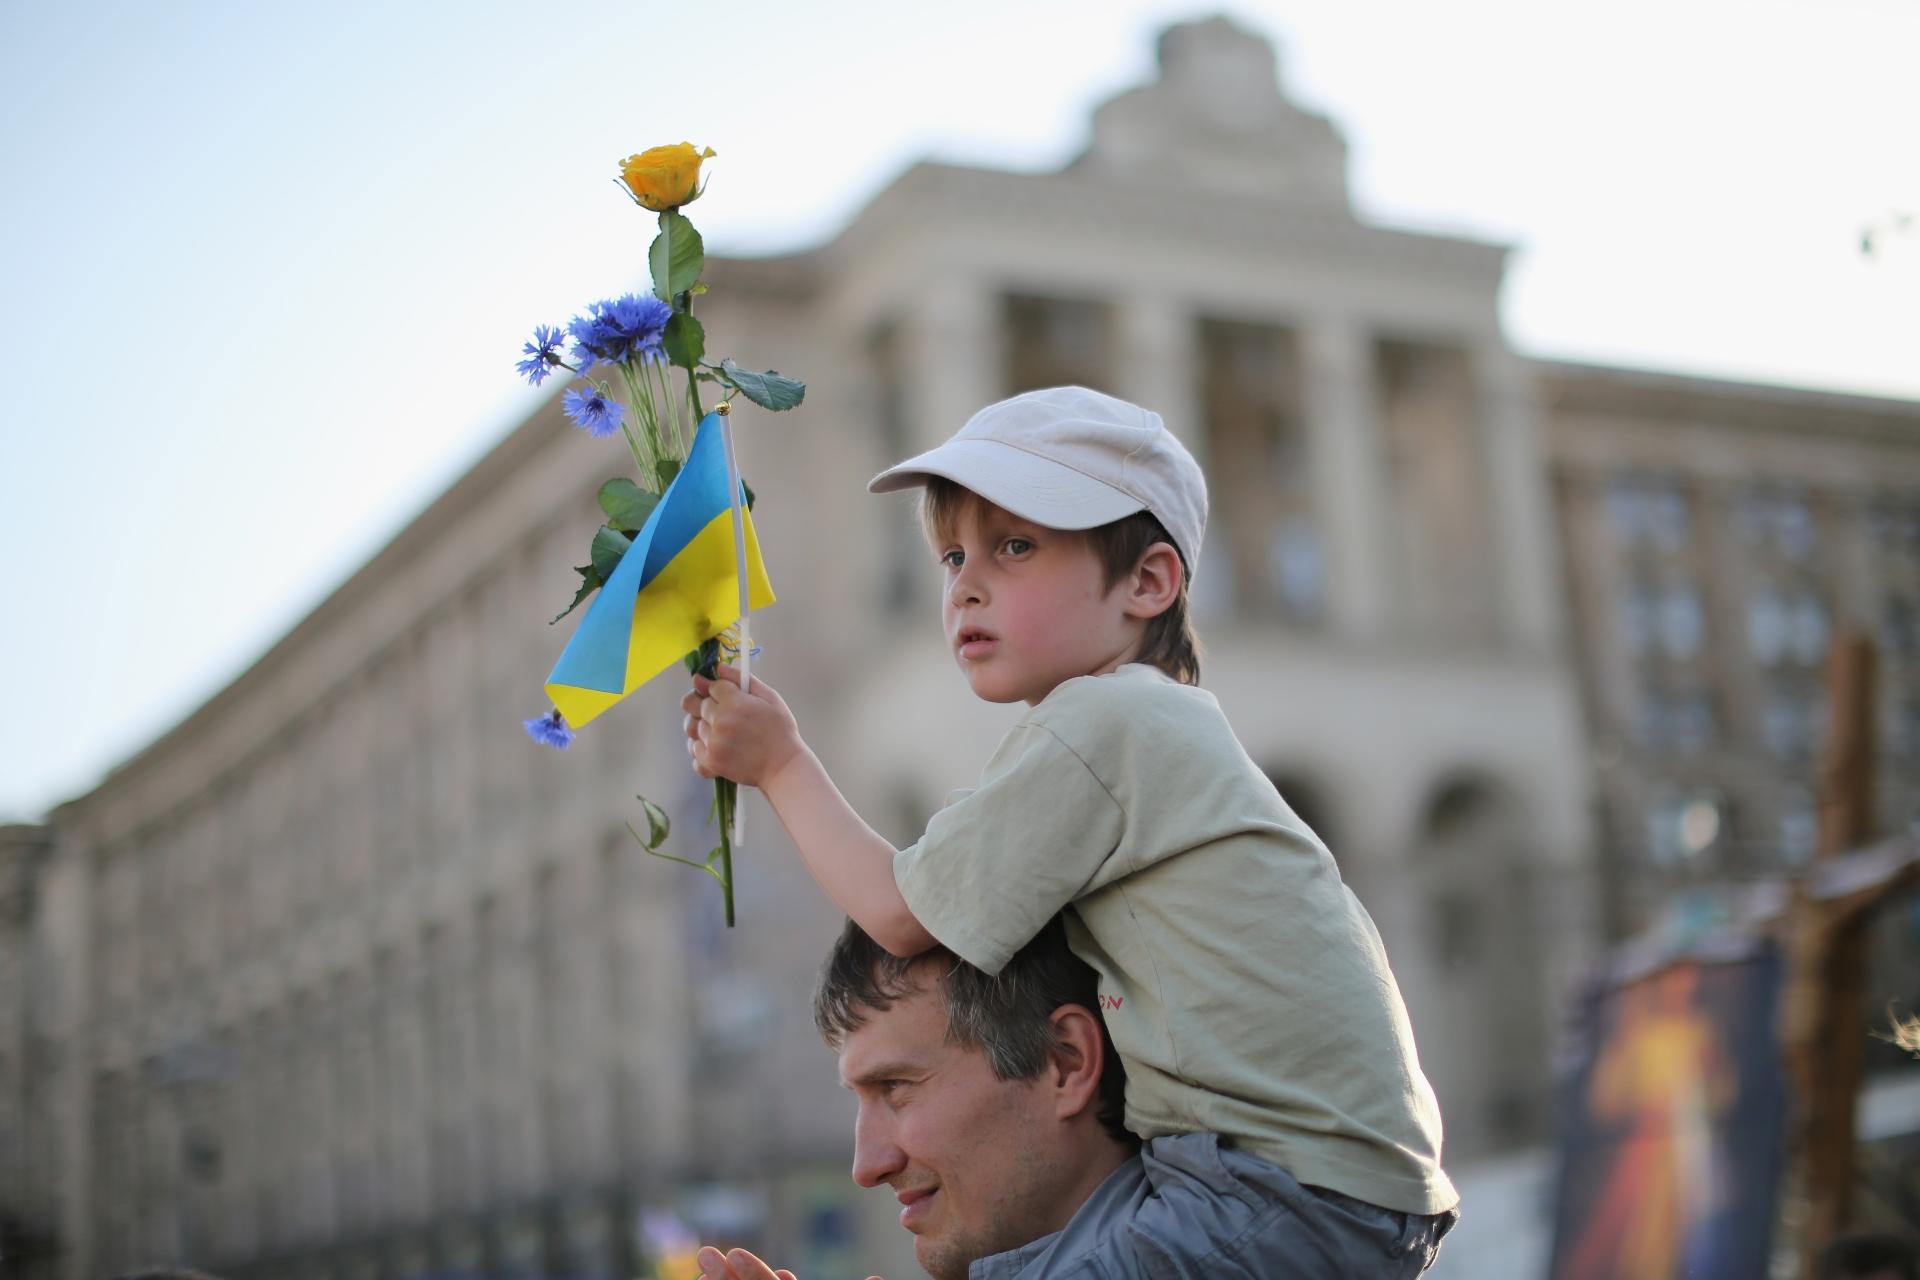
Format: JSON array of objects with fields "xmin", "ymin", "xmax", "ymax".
[{"xmin": 2, "ymin": 0, "xmax": 1916, "ymax": 822}]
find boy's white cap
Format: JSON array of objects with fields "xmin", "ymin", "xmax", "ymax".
[{"xmin": 868, "ymin": 385, "xmax": 1208, "ymax": 574}]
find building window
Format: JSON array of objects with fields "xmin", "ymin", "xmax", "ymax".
[
  {"xmin": 1762, "ymin": 683, "xmax": 1825, "ymax": 760},
  {"xmin": 1267, "ymin": 516, "xmax": 1325, "ymax": 623},
  {"xmin": 1620, "ymin": 576, "xmax": 1657, "ymax": 658},
  {"xmin": 1200, "ymin": 318, "xmax": 1319, "ymax": 624},
  {"xmin": 1740, "ymin": 487, "xmax": 1818, "ymax": 561},
  {"xmin": 1748, "ymin": 587, "xmax": 1828, "ymax": 668},
  {"xmin": 1747, "ymin": 589, "xmax": 1788, "ymax": 666},
  {"xmin": 1778, "ymin": 788, "xmax": 1819, "ymax": 866},
  {"xmin": 1607, "ymin": 474, "xmax": 1693, "ymax": 552},
  {"xmin": 1888, "ymin": 697, "xmax": 1920, "ymax": 758},
  {"xmin": 1883, "ymin": 595, "xmax": 1917, "ymax": 655},
  {"xmin": 1004, "ymin": 293, "xmax": 1112, "ymax": 394},
  {"xmin": 1639, "ymin": 683, "xmax": 1717, "ymax": 755},
  {"xmin": 1658, "ymin": 581, "xmax": 1706, "ymax": 660}
]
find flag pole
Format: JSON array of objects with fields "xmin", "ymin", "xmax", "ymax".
[{"xmin": 717, "ymin": 401, "xmax": 750, "ymax": 844}]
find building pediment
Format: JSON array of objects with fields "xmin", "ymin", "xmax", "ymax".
[{"xmin": 1071, "ymin": 15, "xmax": 1353, "ymax": 214}]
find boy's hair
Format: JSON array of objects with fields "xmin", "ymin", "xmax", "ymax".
[
  {"xmin": 922, "ymin": 476, "xmax": 1202, "ymax": 685},
  {"xmin": 814, "ymin": 915, "xmax": 1135, "ymax": 1145}
]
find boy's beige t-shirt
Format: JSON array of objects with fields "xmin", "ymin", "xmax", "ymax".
[{"xmin": 893, "ymin": 664, "xmax": 1458, "ymax": 1216}]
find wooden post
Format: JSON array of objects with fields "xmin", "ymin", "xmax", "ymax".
[{"xmin": 1782, "ymin": 630, "xmax": 1878, "ymax": 1273}]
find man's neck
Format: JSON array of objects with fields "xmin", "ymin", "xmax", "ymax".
[{"xmin": 1044, "ymin": 1137, "xmax": 1135, "ymax": 1237}]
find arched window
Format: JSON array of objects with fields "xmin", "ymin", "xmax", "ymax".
[
  {"xmin": 1263, "ymin": 770, "xmax": 1336, "ymax": 854},
  {"xmin": 1403, "ymin": 771, "xmax": 1548, "ymax": 1156}
]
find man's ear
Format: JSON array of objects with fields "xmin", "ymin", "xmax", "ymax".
[
  {"xmin": 1120, "ymin": 542, "xmax": 1182, "ymax": 622},
  {"xmin": 1045, "ymin": 1003, "xmax": 1107, "ymax": 1121}
]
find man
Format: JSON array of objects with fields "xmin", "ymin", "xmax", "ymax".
[
  {"xmin": 698, "ymin": 915, "xmax": 1133, "ymax": 1280},
  {"xmin": 698, "ymin": 916, "xmax": 1450, "ymax": 1278}
]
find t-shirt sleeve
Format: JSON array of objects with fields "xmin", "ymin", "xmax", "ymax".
[{"xmin": 892, "ymin": 721, "xmax": 1126, "ymax": 975}]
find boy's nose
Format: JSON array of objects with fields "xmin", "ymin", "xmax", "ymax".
[{"xmin": 948, "ymin": 568, "xmax": 985, "ymax": 608}]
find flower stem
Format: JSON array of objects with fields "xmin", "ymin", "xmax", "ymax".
[
  {"xmin": 651, "ymin": 358, "xmax": 685, "ymax": 460},
  {"xmin": 715, "ymin": 779, "xmax": 736, "ymax": 926},
  {"xmin": 617, "ymin": 361, "xmax": 664, "ymax": 487}
]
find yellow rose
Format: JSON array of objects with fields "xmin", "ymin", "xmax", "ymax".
[{"xmin": 619, "ymin": 143, "xmax": 716, "ymax": 212}]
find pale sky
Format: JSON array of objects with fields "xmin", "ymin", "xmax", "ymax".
[{"xmin": 2, "ymin": 0, "xmax": 1916, "ymax": 821}]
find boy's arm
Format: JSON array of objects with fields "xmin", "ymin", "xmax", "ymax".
[{"xmin": 685, "ymin": 666, "xmax": 936, "ymax": 957}]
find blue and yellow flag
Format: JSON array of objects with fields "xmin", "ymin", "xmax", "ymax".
[{"xmin": 545, "ymin": 412, "xmax": 774, "ymax": 729}]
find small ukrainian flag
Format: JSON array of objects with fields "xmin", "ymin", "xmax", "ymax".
[{"xmin": 545, "ymin": 411, "xmax": 774, "ymax": 729}]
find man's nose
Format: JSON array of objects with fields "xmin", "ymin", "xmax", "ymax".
[{"xmin": 850, "ymin": 1103, "xmax": 906, "ymax": 1189}]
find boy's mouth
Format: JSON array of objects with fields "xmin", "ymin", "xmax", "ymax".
[{"xmin": 955, "ymin": 626, "xmax": 997, "ymax": 660}]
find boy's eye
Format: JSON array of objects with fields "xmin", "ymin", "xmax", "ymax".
[
  {"xmin": 939, "ymin": 549, "xmax": 964, "ymax": 569},
  {"xmin": 1003, "ymin": 537, "xmax": 1034, "ymax": 556}
]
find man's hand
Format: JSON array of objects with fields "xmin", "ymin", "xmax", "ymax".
[
  {"xmin": 693, "ymin": 1244, "xmax": 882, "ymax": 1280},
  {"xmin": 682, "ymin": 664, "xmax": 806, "ymax": 788}
]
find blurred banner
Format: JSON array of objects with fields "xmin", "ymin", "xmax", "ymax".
[{"xmin": 1548, "ymin": 945, "xmax": 1789, "ymax": 1280}]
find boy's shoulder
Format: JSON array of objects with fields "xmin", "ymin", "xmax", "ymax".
[{"xmin": 1032, "ymin": 664, "xmax": 1221, "ymax": 737}]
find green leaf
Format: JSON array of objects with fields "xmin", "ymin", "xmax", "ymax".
[
  {"xmin": 655, "ymin": 455, "xmax": 682, "ymax": 490},
  {"xmin": 718, "ymin": 359, "xmax": 806, "ymax": 411},
  {"xmin": 664, "ymin": 312, "xmax": 705, "ymax": 370},
  {"xmin": 636, "ymin": 796, "xmax": 671, "ymax": 850},
  {"xmin": 598, "ymin": 477, "xmax": 659, "ymax": 532},
  {"xmin": 648, "ymin": 211, "xmax": 704, "ymax": 303},
  {"xmin": 550, "ymin": 563, "xmax": 601, "ymax": 625},
  {"xmin": 590, "ymin": 525, "xmax": 632, "ymax": 582}
]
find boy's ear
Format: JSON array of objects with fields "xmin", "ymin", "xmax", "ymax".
[{"xmin": 1121, "ymin": 541, "xmax": 1183, "ymax": 621}]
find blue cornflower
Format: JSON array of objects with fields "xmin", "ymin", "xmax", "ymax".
[
  {"xmin": 567, "ymin": 293, "xmax": 670, "ymax": 371},
  {"xmin": 516, "ymin": 324, "xmax": 568, "ymax": 386},
  {"xmin": 523, "ymin": 708, "xmax": 575, "ymax": 750},
  {"xmin": 563, "ymin": 386, "xmax": 626, "ymax": 438}
]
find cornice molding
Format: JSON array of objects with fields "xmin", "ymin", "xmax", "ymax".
[{"xmin": 1537, "ymin": 359, "xmax": 1920, "ymax": 447}]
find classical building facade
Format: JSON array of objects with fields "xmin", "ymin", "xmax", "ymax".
[
  {"xmin": 1543, "ymin": 365, "xmax": 1920, "ymax": 937},
  {"xmin": 5, "ymin": 17, "xmax": 1916, "ymax": 1280}
]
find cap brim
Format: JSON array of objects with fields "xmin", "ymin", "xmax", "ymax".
[{"xmin": 868, "ymin": 439, "xmax": 1146, "ymax": 531}]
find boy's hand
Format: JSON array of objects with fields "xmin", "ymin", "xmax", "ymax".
[{"xmin": 683, "ymin": 663, "xmax": 806, "ymax": 788}]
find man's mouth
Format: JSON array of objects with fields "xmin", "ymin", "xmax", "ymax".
[
  {"xmin": 955, "ymin": 627, "xmax": 997, "ymax": 660},
  {"xmin": 896, "ymin": 1184, "xmax": 938, "ymax": 1230}
]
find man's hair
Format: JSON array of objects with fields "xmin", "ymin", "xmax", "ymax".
[
  {"xmin": 921, "ymin": 477, "xmax": 1202, "ymax": 685},
  {"xmin": 1818, "ymin": 1233, "xmax": 1920, "ymax": 1280},
  {"xmin": 815, "ymin": 915, "xmax": 1134, "ymax": 1145}
]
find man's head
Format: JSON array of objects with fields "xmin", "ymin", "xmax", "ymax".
[
  {"xmin": 870, "ymin": 386, "xmax": 1206, "ymax": 694},
  {"xmin": 815, "ymin": 917, "xmax": 1134, "ymax": 1280}
]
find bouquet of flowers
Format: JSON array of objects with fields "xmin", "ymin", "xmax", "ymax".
[{"xmin": 518, "ymin": 143, "xmax": 803, "ymax": 925}]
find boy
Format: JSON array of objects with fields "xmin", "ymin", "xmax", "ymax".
[{"xmin": 686, "ymin": 386, "xmax": 1458, "ymax": 1273}]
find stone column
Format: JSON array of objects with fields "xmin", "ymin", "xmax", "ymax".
[
  {"xmin": 1303, "ymin": 321, "xmax": 1390, "ymax": 640},
  {"xmin": 1475, "ymin": 345, "xmax": 1560, "ymax": 651},
  {"xmin": 1113, "ymin": 297, "xmax": 1205, "ymax": 462},
  {"xmin": 908, "ymin": 278, "xmax": 999, "ymax": 453}
]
